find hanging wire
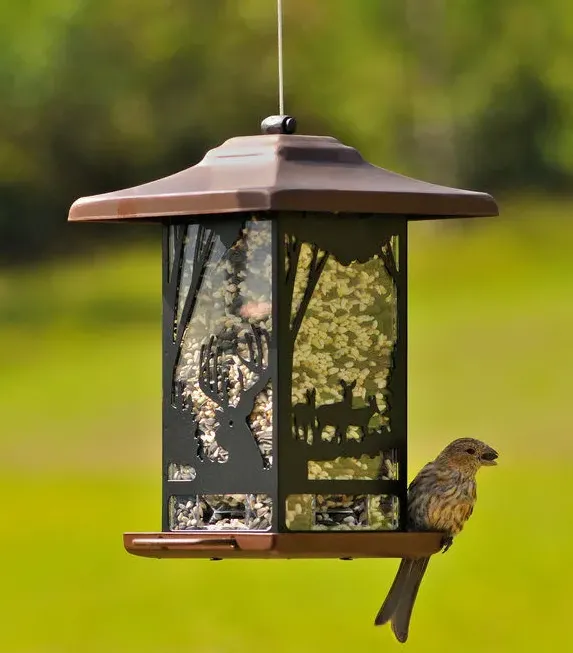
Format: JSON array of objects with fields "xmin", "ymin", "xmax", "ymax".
[
  {"xmin": 261, "ymin": 0, "xmax": 296, "ymax": 134},
  {"xmin": 277, "ymin": 0, "xmax": 285, "ymax": 114}
]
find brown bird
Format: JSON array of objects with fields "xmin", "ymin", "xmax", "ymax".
[{"xmin": 374, "ymin": 437, "xmax": 498, "ymax": 643}]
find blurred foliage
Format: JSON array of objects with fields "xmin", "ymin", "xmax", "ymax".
[
  {"xmin": 0, "ymin": 0, "xmax": 573, "ymax": 653},
  {"xmin": 2, "ymin": 3, "xmax": 573, "ymax": 650},
  {"xmin": 1, "ymin": 0, "xmax": 573, "ymax": 261}
]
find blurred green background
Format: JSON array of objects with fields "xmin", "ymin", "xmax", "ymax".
[{"xmin": 1, "ymin": 1, "xmax": 572, "ymax": 651}]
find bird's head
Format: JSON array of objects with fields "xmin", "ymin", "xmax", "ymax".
[{"xmin": 435, "ymin": 437, "xmax": 499, "ymax": 475}]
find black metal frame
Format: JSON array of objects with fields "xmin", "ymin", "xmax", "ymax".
[
  {"xmin": 161, "ymin": 212, "xmax": 408, "ymax": 533},
  {"xmin": 276, "ymin": 213, "xmax": 408, "ymax": 531},
  {"xmin": 161, "ymin": 214, "xmax": 278, "ymax": 531}
]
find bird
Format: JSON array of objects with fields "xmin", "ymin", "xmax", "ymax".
[{"xmin": 374, "ymin": 437, "xmax": 498, "ymax": 643}]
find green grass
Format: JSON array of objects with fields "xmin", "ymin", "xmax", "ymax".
[
  {"xmin": 1, "ymin": 199, "xmax": 573, "ymax": 651},
  {"xmin": 0, "ymin": 468, "xmax": 570, "ymax": 652}
]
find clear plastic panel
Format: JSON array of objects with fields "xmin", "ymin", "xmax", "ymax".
[
  {"xmin": 167, "ymin": 463, "xmax": 197, "ymax": 481},
  {"xmin": 307, "ymin": 451, "xmax": 398, "ymax": 480},
  {"xmin": 170, "ymin": 494, "xmax": 272, "ymax": 531},
  {"xmin": 174, "ymin": 219, "xmax": 273, "ymax": 466},
  {"xmin": 285, "ymin": 494, "xmax": 399, "ymax": 531},
  {"xmin": 290, "ymin": 239, "xmax": 397, "ymax": 444}
]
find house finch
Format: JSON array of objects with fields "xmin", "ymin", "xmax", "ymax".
[{"xmin": 374, "ymin": 437, "xmax": 498, "ymax": 643}]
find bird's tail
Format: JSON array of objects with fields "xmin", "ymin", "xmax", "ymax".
[
  {"xmin": 374, "ymin": 558, "xmax": 412, "ymax": 626},
  {"xmin": 373, "ymin": 556, "xmax": 430, "ymax": 644}
]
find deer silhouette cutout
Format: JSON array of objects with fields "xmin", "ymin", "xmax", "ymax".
[
  {"xmin": 292, "ymin": 388, "xmax": 316, "ymax": 442},
  {"xmin": 345, "ymin": 394, "xmax": 379, "ymax": 441},
  {"xmin": 340, "ymin": 379, "xmax": 356, "ymax": 402},
  {"xmin": 314, "ymin": 379, "xmax": 356, "ymax": 444},
  {"xmin": 198, "ymin": 324, "xmax": 270, "ymax": 469}
]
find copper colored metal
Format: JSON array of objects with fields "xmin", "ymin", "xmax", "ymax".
[
  {"xmin": 129, "ymin": 537, "xmax": 237, "ymax": 550},
  {"xmin": 124, "ymin": 532, "xmax": 444, "ymax": 559},
  {"xmin": 68, "ymin": 134, "xmax": 498, "ymax": 222}
]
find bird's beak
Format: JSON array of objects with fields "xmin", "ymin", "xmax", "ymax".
[{"xmin": 481, "ymin": 448, "xmax": 499, "ymax": 466}]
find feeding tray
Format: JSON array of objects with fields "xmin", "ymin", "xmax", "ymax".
[{"xmin": 124, "ymin": 532, "xmax": 444, "ymax": 559}]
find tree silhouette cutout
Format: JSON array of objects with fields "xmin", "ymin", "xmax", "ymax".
[
  {"xmin": 165, "ymin": 223, "xmax": 214, "ymax": 405},
  {"xmin": 285, "ymin": 234, "xmax": 330, "ymax": 343}
]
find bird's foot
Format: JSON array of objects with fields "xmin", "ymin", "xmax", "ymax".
[{"xmin": 441, "ymin": 535, "xmax": 453, "ymax": 553}]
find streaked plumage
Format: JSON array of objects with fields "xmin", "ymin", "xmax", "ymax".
[{"xmin": 374, "ymin": 438, "xmax": 498, "ymax": 643}]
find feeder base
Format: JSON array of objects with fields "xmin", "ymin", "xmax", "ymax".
[{"xmin": 123, "ymin": 531, "xmax": 443, "ymax": 559}]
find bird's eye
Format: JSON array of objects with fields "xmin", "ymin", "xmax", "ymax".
[{"xmin": 465, "ymin": 447, "xmax": 476, "ymax": 455}]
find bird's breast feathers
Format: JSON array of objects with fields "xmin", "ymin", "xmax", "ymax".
[
  {"xmin": 427, "ymin": 496, "xmax": 474, "ymax": 534},
  {"xmin": 407, "ymin": 465, "xmax": 477, "ymax": 535}
]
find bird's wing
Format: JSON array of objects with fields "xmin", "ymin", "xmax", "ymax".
[
  {"xmin": 407, "ymin": 462, "xmax": 435, "ymax": 494},
  {"xmin": 406, "ymin": 462, "xmax": 437, "ymax": 530}
]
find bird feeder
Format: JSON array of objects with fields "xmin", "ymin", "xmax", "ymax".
[{"xmin": 68, "ymin": 116, "xmax": 498, "ymax": 560}]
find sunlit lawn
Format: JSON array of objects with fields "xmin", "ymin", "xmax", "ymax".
[
  {"xmin": 0, "ymin": 468, "xmax": 570, "ymax": 653},
  {"xmin": 1, "ymin": 200, "xmax": 572, "ymax": 651}
]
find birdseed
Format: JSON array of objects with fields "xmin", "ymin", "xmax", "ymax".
[
  {"xmin": 170, "ymin": 493, "xmax": 272, "ymax": 531},
  {"xmin": 168, "ymin": 464, "xmax": 197, "ymax": 481},
  {"xmin": 307, "ymin": 452, "xmax": 398, "ymax": 480},
  {"xmin": 285, "ymin": 493, "xmax": 399, "ymax": 531}
]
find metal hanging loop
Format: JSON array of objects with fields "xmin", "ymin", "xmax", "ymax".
[{"xmin": 261, "ymin": 115, "xmax": 297, "ymax": 134}]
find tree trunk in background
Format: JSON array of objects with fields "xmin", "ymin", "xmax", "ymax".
[{"xmin": 402, "ymin": 0, "xmax": 459, "ymax": 192}]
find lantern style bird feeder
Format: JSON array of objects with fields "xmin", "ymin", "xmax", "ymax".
[{"xmin": 68, "ymin": 116, "xmax": 498, "ymax": 560}]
